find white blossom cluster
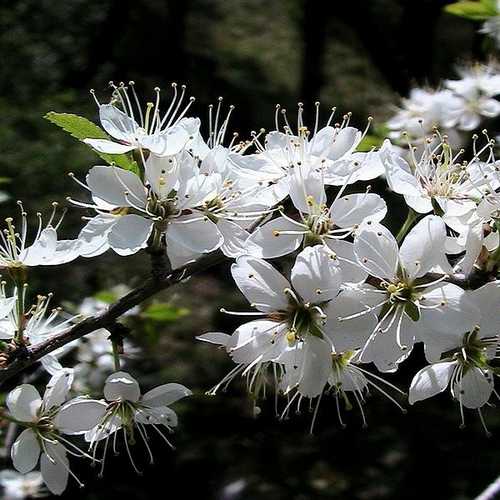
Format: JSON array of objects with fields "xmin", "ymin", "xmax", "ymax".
[
  {"xmin": 1, "ymin": 81, "xmax": 500, "ymax": 496},
  {"xmin": 387, "ymin": 64, "xmax": 500, "ymax": 141}
]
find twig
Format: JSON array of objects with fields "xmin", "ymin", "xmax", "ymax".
[{"xmin": 0, "ymin": 250, "xmax": 226, "ymax": 386}]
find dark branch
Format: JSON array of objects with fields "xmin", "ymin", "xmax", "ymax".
[{"xmin": 0, "ymin": 250, "xmax": 226, "ymax": 386}]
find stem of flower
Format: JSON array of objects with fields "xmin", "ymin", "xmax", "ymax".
[
  {"xmin": 396, "ymin": 208, "xmax": 418, "ymax": 243},
  {"xmin": 112, "ymin": 340, "xmax": 121, "ymax": 371}
]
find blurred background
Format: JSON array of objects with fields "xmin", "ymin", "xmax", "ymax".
[{"xmin": 0, "ymin": 0, "xmax": 499, "ymax": 499}]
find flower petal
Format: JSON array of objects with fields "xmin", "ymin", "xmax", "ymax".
[
  {"xmin": 40, "ymin": 443, "xmax": 69, "ymax": 495},
  {"xmin": 399, "ymin": 215, "xmax": 448, "ymax": 280},
  {"xmin": 104, "ymin": 371, "xmax": 141, "ymax": 402},
  {"xmin": 108, "ymin": 215, "xmax": 153, "ymax": 255},
  {"xmin": 7, "ymin": 385, "xmax": 42, "ymax": 422},
  {"xmin": 353, "ymin": 222, "xmax": 398, "ymax": 281},
  {"xmin": 330, "ymin": 193, "xmax": 386, "ymax": 228},
  {"xmin": 43, "ymin": 369, "xmax": 74, "ymax": 410},
  {"xmin": 291, "ymin": 245, "xmax": 342, "ymax": 303},
  {"xmin": 142, "ymin": 383, "xmax": 192, "ymax": 407},
  {"xmin": 55, "ymin": 399, "xmax": 108, "ymax": 434},
  {"xmin": 454, "ymin": 367, "xmax": 494, "ymax": 409},
  {"xmin": 231, "ymin": 256, "xmax": 290, "ymax": 312},
  {"xmin": 11, "ymin": 429, "xmax": 40, "ymax": 474},
  {"xmin": 409, "ymin": 361, "xmax": 456, "ymax": 404},
  {"xmin": 246, "ymin": 217, "xmax": 303, "ymax": 258},
  {"xmin": 86, "ymin": 165, "xmax": 146, "ymax": 208}
]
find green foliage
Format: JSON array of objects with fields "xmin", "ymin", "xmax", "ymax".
[
  {"xmin": 444, "ymin": 0, "xmax": 497, "ymax": 21},
  {"xmin": 141, "ymin": 303, "xmax": 190, "ymax": 323},
  {"xmin": 357, "ymin": 125, "xmax": 388, "ymax": 152},
  {"xmin": 44, "ymin": 112, "xmax": 139, "ymax": 174},
  {"xmin": 93, "ymin": 290, "xmax": 119, "ymax": 304}
]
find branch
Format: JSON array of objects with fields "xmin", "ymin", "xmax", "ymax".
[{"xmin": 0, "ymin": 250, "xmax": 226, "ymax": 386}]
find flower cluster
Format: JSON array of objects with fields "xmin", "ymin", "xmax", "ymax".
[
  {"xmin": 387, "ymin": 64, "xmax": 500, "ymax": 141},
  {"xmin": 2, "ymin": 80, "xmax": 500, "ymax": 495}
]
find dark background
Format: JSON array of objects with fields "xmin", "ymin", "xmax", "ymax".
[{"xmin": 1, "ymin": 1, "xmax": 499, "ymax": 499}]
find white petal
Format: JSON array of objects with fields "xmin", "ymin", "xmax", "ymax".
[
  {"xmin": 0, "ymin": 296, "xmax": 16, "ymax": 318},
  {"xmin": 353, "ymin": 222, "xmax": 398, "ymax": 281},
  {"xmin": 108, "ymin": 215, "xmax": 153, "ymax": 255},
  {"xmin": 98, "ymin": 104, "xmax": 138, "ymax": 142},
  {"xmin": 231, "ymin": 256, "xmax": 290, "ymax": 312},
  {"xmin": 43, "ymin": 369, "xmax": 74, "ymax": 410},
  {"xmin": 409, "ymin": 362, "xmax": 456, "ymax": 404},
  {"xmin": 403, "ymin": 194, "xmax": 433, "ymax": 214},
  {"xmin": 142, "ymin": 125, "xmax": 189, "ymax": 156},
  {"xmin": 291, "ymin": 245, "xmax": 341, "ymax": 303},
  {"xmin": 196, "ymin": 332, "xmax": 231, "ymax": 346},
  {"xmin": 228, "ymin": 320, "xmax": 287, "ymax": 363},
  {"xmin": 77, "ymin": 214, "xmax": 115, "ymax": 258},
  {"xmin": 288, "ymin": 169, "xmax": 326, "ymax": 213},
  {"xmin": 297, "ymin": 336, "xmax": 331, "ymax": 398},
  {"xmin": 145, "ymin": 154, "xmax": 178, "ymax": 200},
  {"xmin": 380, "ymin": 141, "xmax": 422, "ymax": 197},
  {"xmin": 324, "ymin": 239, "xmax": 368, "ymax": 283},
  {"xmin": 167, "ymin": 215, "xmax": 222, "ymax": 254},
  {"xmin": 142, "ymin": 383, "xmax": 192, "ymax": 407},
  {"xmin": 86, "ymin": 165, "xmax": 146, "ymax": 208},
  {"xmin": 454, "ymin": 367, "xmax": 494, "ymax": 409},
  {"xmin": 326, "ymin": 127, "xmax": 361, "ymax": 161},
  {"xmin": 217, "ymin": 219, "xmax": 257, "ymax": 258},
  {"xmin": 11, "ymin": 429, "xmax": 40, "ymax": 473},
  {"xmin": 21, "ymin": 228, "xmax": 57, "ymax": 266},
  {"xmin": 7, "ymin": 385, "xmax": 42, "ymax": 422},
  {"xmin": 330, "ymin": 193, "xmax": 387, "ymax": 228},
  {"xmin": 399, "ymin": 215, "xmax": 447, "ymax": 280},
  {"xmin": 246, "ymin": 217, "xmax": 303, "ymax": 258},
  {"xmin": 419, "ymin": 283, "xmax": 480, "ymax": 338},
  {"xmin": 323, "ymin": 288, "xmax": 378, "ymax": 352},
  {"xmin": 470, "ymin": 281, "xmax": 500, "ymax": 337},
  {"xmin": 55, "ymin": 399, "xmax": 107, "ymax": 434},
  {"xmin": 104, "ymin": 371, "xmax": 141, "ymax": 402},
  {"xmin": 165, "ymin": 237, "xmax": 201, "ymax": 269},
  {"xmin": 83, "ymin": 138, "xmax": 135, "ymax": 154},
  {"xmin": 41, "ymin": 443, "xmax": 69, "ymax": 495}
]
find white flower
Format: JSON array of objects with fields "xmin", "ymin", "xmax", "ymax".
[
  {"xmin": 84, "ymin": 82, "xmax": 199, "ymax": 157},
  {"xmin": 7, "ymin": 370, "xmax": 106, "ymax": 495},
  {"xmin": 0, "ymin": 470, "xmax": 44, "ymax": 499},
  {"xmin": 247, "ymin": 167, "xmax": 385, "ymax": 267},
  {"xmin": 279, "ymin": 348, "xmax": 405, "ymax": 430},
  {"xmin": 86, "ymin": 371, "xmax": 191, "ymax": 475},
  {"xmin": 0, "ymin": 287, "xmax": 81, "ymax": 375},
  {"xmin": 232, "ymin": 104, "xmax": 383, "ymax": 207},
  {"xmin": 409, "ymin": 281, "xmax": 500, "ymax": 428},
  {"xmin": 444, "ymin": 191, "xmax": 500, "ymax": 274},
  {"xmin": 442, "ymin": 67, "xmax": 500, "ymax": 131},
  {"xmin": 381, "ymin": 138, "xmax": 497, "ymax": 216},
  {"xmin": 71, "ymin": 153, "xmax": 223, "ymax": 268},
  {"xmin": 0, "ymin": 202, "xmax": 80, "ymax": 269},
  {"xmin": 198, "ymin": 246, "xmax": 370, "ymax": 399},
  {"xmin": 350, "ymin": 215, "xmax": 479, "ymax": 371},
  {"xmin": 387, "ymin": 88, "xmax": 460, "ymax": 138}
]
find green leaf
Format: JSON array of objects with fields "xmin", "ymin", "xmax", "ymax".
[
  {"xmin": 444, "ymin": 1, "xmax": 497, "ymax": 20},
  {"xmin": 357, "ymin": 134, "xmax": 384, "ymax": 152},
  {"xmin": 44, "ymin": 112, "xmax": 139, "ymax": 173},
  {"xmin": 141, "ymin": 303, "xmax": 189, "ymax": 322},
  {"xmin": 94, "ymin": 290, "xmax": 118, "ymax": 304}
]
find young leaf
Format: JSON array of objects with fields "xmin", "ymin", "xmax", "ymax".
[
  {"xmin": 44, "ymin": 112, "xmax": 139, "ymax": 173},
  {"xmin": 444, "ymin": 1, "xmax": 497, "ymax": 20},
  {"xmin": 141, "ymin": 303, "xmax": 189, "ymax": 322}
]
